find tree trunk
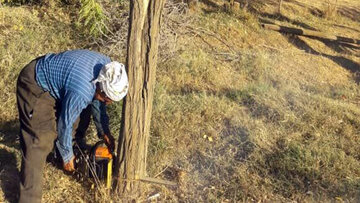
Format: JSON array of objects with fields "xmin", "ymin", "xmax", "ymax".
[{"xmin": 114, "ymin": 0, "xmax": 166, "ymax": 199}]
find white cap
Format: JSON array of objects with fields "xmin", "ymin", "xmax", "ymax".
[{"xmin": 93, "ymin": 61, "xmax": 128, "ymax": 101}]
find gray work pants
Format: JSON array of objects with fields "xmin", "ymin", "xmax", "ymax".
[
  {"xmin": 17, "ymin": 59, "xmax": 57, "ymax": 203},
  {"xmin": 16, "ymin": 59, "xmax": 91, "ymax": 203}
]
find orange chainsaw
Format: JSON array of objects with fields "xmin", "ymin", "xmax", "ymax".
[{"xmin": 74, "ymin": 141, "xmax": 114, "ymax": 188}]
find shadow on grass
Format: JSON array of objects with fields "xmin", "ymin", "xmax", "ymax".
[
  {"xmin": 222, "ymin": 124, "xmax": 255, "ymax": 162},
  {"xmin": 286, "ymin": 35, "xmax": 360, "ymax": 82},
  {"xmin": 0, "ymin": 119, "xmax": 20, "ymax": 149},
  {"xmin": 223, "ymin": 88, "xmax": 284, "ymax": 122},
  {"xmin": 200, "ymin": 0, "xmax": 221, "ymax": 9},
  {"xmin": 0, "ymin": 149, "xmax": 19, "ymax": 203},
  {"xmin": 258, "ymin": 12, "xmax": 317, "ymax": 31},
  {"xmin": 186, "ymin": 123, "xmax": 254, "ymax": 200},
  {"xmin": 264, "ymin": 143, "xmax": 321, "ymax": 199},
  {"xmin": 0, "ymin": 119, "xmax": 20, "ymax": 202},
  {"xmin": 332, "ymin": 24, "xmax": 360, "ymax": 33},
  {"xmin": 264, "ymin": 142, "xmax": 360, "ymax": 201},
  {"xmin": 338, "ymin": 6, "xmax": 360, "ymax": 23},
  {"xmin": 321, "ymin": 39, "xmax": 360, "ymax": 57}
]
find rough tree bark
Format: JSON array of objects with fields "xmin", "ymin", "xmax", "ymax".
[{"xmin": 114, "ymin": 0, "xmax": 166, "ymax": 199}]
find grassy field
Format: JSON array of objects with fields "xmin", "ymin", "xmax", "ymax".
[{"xmin": 0, "ymin": 0, "xmax": 359, "ymax": 202}]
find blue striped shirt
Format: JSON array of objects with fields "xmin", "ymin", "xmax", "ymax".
[{"xmin": 35, "ymin": 49, "xmax": 111, "ymax": 163}]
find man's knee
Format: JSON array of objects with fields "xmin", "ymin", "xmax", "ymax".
[{"xmin": 33, "ymin": 131, "xmax": 57, "ymax": 155}]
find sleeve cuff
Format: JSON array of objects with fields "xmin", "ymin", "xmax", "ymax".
[{"xmin": 56, "ymin": 140, "xmax": 74, "ymax": 164}]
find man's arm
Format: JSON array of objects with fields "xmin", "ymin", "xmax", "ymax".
[
  {"xmin": 91, "ymin": 99, "xmax": 114, "ymax": 151},
  {"xmin": 91, "ymin": 99, "xmax": 111, "ymax": 137},
  {"xmin": 56, "ymin": 91, "xmax": 88, "ymax": 165}
]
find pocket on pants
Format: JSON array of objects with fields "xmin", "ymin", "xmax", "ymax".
[{"xmin": 30, "ymin": 92, "xmax": 57, "ymax": 135}]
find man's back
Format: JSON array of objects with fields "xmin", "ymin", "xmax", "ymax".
[{"xmin": 35, "ymin": 49, "xmax": 111, "ymax": 102}]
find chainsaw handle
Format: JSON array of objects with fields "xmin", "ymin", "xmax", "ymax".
[
  {"xmin": 90, "ymin": 140, "xmax": 105, "ymax": 161},
  {"xmin": 90, "ymin": 140, "xmax": 115, "ymax": 161}
]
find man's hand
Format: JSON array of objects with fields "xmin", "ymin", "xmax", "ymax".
[
  {"xmin": 103, "ymin": 134, "xmax": 115, "ymax": 152},
  {"xmin": 63, "ymin": 156, "xmax": 75, "ymax": 173}
]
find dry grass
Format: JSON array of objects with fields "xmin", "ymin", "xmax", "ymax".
[
  {"xmin": 1, "ymin": 0, "xmax": 360, "ymax": 202},
  {"xmin": 145, "ymin": 0, "xmax": 360, "ymax": 201}
]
